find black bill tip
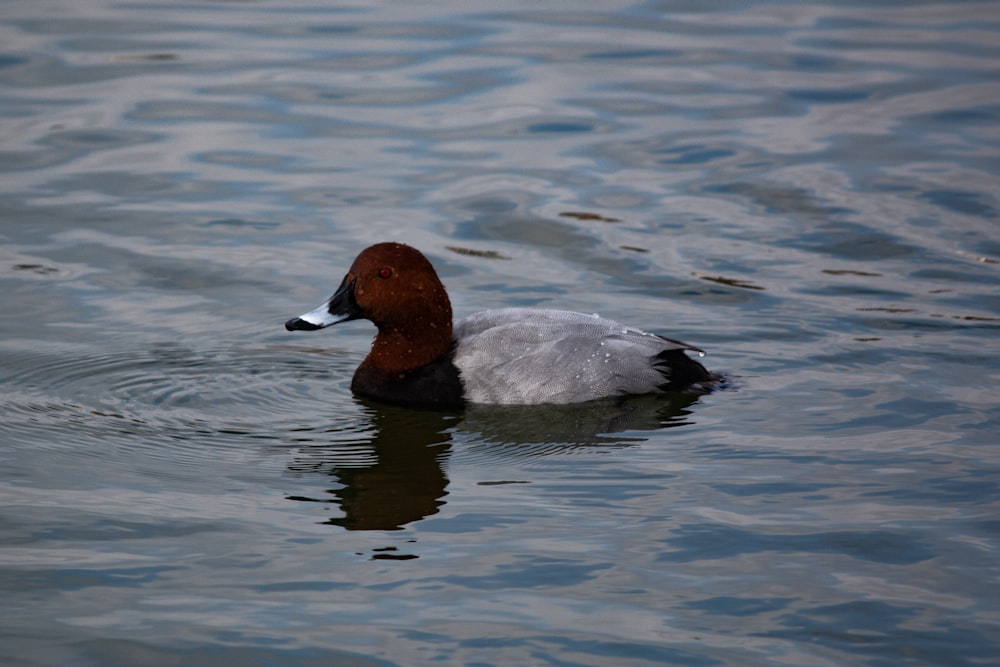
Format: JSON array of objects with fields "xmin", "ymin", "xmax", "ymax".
[{"xmin": 285, "ymin": 317, "xmax": 322, "ymax": 332}]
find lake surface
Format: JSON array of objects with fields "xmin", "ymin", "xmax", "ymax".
[{"xmin": 2, "ymin": 1, "xmax": 999, "ymax": 665}]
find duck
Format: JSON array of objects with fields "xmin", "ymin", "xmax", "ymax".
[{"xmin": 285, "ymin": 242, "xmax": 716, "ymax": 408}]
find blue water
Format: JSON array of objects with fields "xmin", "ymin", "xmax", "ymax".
[{"xmin": 2, "ymin": 1, "xmax": 999, "ymax": 665}]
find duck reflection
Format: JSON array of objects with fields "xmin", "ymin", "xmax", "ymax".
[
  {"xmin": 285, "ymin": 392, "xmax": 703, "ymax": 531},
  {"xmin": 285, "ymin": 405, "xmax": 458, "ymax": 531},
  {"xmin": 461, "ymin": 392, "xmax": 701, "ymax": 450}
]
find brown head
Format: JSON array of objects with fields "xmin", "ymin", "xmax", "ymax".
[{"xmin": 285, "ymin": 243, "xmax": 454, "ymax": 374}]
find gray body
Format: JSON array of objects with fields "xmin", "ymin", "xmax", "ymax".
[{"xmin": 452, "ymin": 308, "xmax": 703, "ymax": 405}]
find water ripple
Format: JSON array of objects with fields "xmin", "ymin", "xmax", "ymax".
[{"xmin": 0, "ymin": 339, "xmax": 364, "ymax": 477}]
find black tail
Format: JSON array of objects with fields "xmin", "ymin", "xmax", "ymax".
[{"xmin": 654, "ymin": 349, "xmax": 717, "ymax": 393}]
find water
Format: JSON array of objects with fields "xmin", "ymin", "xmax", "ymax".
[{"xmin": 2, "ymin": 0, "xmax": 999, "ymax": 665}]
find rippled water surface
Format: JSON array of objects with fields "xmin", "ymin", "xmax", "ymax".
[{"xmin": 2, "ymin": 1, "xmax": 999, "ymax": 665}]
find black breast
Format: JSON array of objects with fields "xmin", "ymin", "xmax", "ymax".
[{"xmin": 351, "ymin": 348, "xmax": 465, "ymax": 410}]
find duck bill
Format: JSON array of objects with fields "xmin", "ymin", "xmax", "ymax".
[{"xmin": 285, "ymin": 276, "xmax": 361, "ymax": 331}]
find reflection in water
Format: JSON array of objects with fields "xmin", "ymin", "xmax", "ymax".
[
  {"xmin": 285, "ymin": 393, "xmax": 705, "ymax": 530},
  {"xmin": 286, "ymin": 405, "xmax": 457, "ymax": 531},
  {"xmin": 461, "ymin": 392, "xmax": 703, "ymax": 449}
]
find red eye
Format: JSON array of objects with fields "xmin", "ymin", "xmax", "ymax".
[{"xmin": 378, "ymin": 267, "xmax": 393, "ymax": 279}]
